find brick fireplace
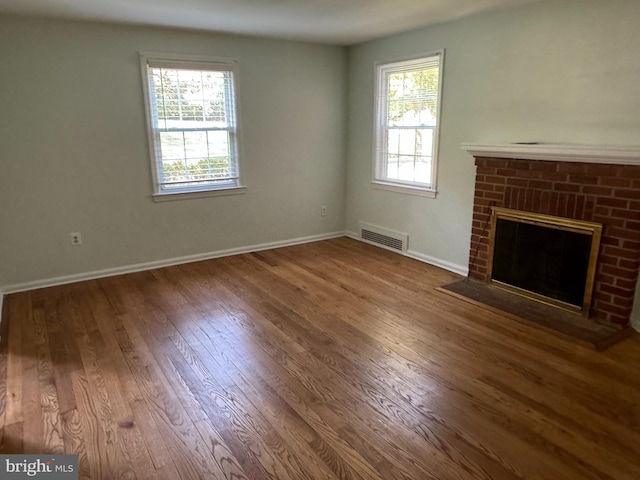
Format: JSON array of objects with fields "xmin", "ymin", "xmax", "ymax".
[{"xmin": 463, "ymin": 144, "xmax": 640, "ymax": 328}]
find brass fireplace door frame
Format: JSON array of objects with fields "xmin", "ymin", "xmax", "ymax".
[{"xmin": 486, "ymin": 207, "xmax": 603, "ymax": 316}]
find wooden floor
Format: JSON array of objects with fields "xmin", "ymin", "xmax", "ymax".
[{"xmin": 1, "ymin": 237, "xmax": 639, "ymax": 480}]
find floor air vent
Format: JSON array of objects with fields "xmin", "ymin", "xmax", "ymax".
[{"xmin": 360, "ymin": 222, "xmax": 408, "ymax": 252}]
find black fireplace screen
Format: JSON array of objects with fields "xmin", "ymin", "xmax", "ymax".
[{"xmin": 491, "ymin": 218, "xmax": 593, "ymax": 307}]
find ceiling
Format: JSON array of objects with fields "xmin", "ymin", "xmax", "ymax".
[{"xmin": 0, "ymin": 0, "xmax": 540, "ymax": 45}]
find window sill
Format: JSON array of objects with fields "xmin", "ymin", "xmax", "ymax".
[
  {"xmin": 152, "ymin": 185, "xmax": 247, "ymax": 202},
  {"xmin": 371, "ymin": 181, "xmax": 437, "ymax": 198}
]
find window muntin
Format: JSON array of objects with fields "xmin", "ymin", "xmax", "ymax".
[
  {"xmin": 141, "ymin": 55, "xmax": 242, "ymax": 196},
  {"xmin": 374, "ymin": 53, "xmax": 443, "ymax": 196}
]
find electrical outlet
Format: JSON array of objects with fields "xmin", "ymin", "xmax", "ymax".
[
  {"xmin": 70, "ymin": 232, "xmax": 82, "ymax": 246},
  {"xmin": 321, "ymin": 205, "xmax": 327, "ymax": 217}
]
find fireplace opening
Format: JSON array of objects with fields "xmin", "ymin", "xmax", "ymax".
[{"xmin": 487, "ymin": 207, "xmax": 602, "ymax": 315}]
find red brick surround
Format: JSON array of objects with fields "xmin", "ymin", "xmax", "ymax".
[{"xmin": 470, "ymin": 157, "xmax": 640, "ymax": 327}]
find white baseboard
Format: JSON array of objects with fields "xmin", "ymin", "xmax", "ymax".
[
  {"xmin": 1, "ymin": 231, "xmax": 345, "ymax": 295},
  {"xmin": 405, "ymin": 250, "xmax": 469, "ymax": 277},
  {"xmin": 345, "ymin": 230, "xmax": 468, "ymax": 277}
]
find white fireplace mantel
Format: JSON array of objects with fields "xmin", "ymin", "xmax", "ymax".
[{"xmin": 461, "ymin": 143, "xmax": 640, "ymax": 165}]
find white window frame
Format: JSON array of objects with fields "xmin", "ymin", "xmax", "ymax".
[
  {"xmin": 140, "ymin": 52, "xmax": 245, "ymax": 200},
  {"xmin": 372, "ymin": 51, "xmax": 444, "ymax": 198}
]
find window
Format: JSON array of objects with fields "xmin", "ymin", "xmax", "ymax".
[
  {"xmin": 373, "ymin": 52, "xmax": 444, "ymax": 197},
  {"xmin": 140, "ymin": 54, "xmax": 244, "ymax": 198}
]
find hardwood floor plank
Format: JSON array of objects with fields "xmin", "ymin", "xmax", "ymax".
[
  {"xmin": 192, "ymin": 420, "xmax": 250, "ymax": 480},
  {"xmin": 20, "ymin": 293, "xmax": 47, "ymax": 455},
  {"xmin": 1, "ymin": 237, "xmax": 639, "ymax": 479},
  {"xmin": 30, "ymin": 300, "xmax": 65, "ymax": 455},
  {"xmin": 71, "ymin": 369, "xmax": 113, "ymax": 479},
  {"xmin": 60, "ymin": 408, "xmax": 91, "ymax": 479},
  {"xmin": 4, "ymin": 294, "xmax": 27, "ymax": 427},
  {"xmin": 42, "ymin": 290, "xmax": 82, "ymax": 415},
  {"xmin": 129, "ymin": 398, "xmax": 183, "ymax": 479},
  {"xmin": 0, "ymin": 421, "xmax": 23, "ymax": 454}
]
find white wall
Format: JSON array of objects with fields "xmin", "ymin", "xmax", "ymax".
[
  {"xmin": 345, "ymin": 0, "xmax": 640, "ymax": 277},
  {"xmin": 0, "ymin": 16, "xmax": 347, "ymax": 289}
]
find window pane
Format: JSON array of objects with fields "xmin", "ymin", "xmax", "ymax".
[
  {"xmin": 414, "ymin": 157, "xmax": 431, "ymax": 184},
  {"xmin": 422, "ymin": 129, "xmax": 434, "ymax": 156},
  {"xmin": 162, "ymin": 160, "xmax": 188, "ymax": 184},
  {"xmin": 397, "ymin": 155, "xmax": 417, "ymax": 183},
  {"xmin": 386, "ymin": 129, "xmax": 400, "ymax": 156},
  {"xmin": 398, "ymin": 128, "xmax": 419, "ymax": 156},
  {"xmin": 159, "ymin": 132, "xmax": 185, "ymax": 161},
  {"xmin": 207, "ymin": 130, "xmax": 229, "ymax": 158},
  {"xmin": 386, "ymin": 154, "xmax": 400, "ymax": 179},
  {"xmin": 203, "ymin": 157, "xmax": 231, "ymax": 179},
  {"xmin": 183, "ymin": 131, "xmax": 208, "ymax": 160},
  {"xmin": 202, "ymin": 72, "xmax": 227, "ymax": 124}
]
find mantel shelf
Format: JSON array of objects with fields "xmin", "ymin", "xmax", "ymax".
[{"xmin": 461, "ymin": 143, "xmax": 640, "ymax": 165}]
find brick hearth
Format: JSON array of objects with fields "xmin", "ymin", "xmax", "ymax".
[{"xmin": 469, "ymin": 157, "xmax": 640, "ymax": 328}]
